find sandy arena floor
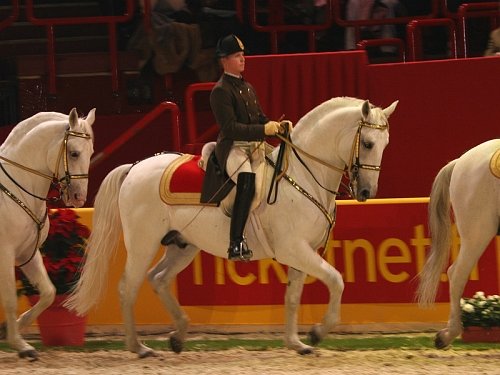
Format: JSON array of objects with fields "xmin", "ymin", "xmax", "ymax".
[{"xmin": 1, "ymin": 328, "xmax": 499, "ymax": 374}]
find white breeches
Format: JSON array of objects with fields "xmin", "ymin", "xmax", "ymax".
[{"xmin": 226, "ymin": 142, "xmax": 266, "ymax": 211}]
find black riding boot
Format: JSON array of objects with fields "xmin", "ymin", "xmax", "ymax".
[{"xmin": 227, "ymin": 172, "xmax": 255, "ymax": 261}]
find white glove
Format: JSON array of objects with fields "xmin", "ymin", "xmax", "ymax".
[{"xmin": 264, "ymin": 121, "xmax": 281, "ymax": 136}]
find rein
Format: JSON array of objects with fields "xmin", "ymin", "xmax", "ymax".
[
  {"xmin": 0, "ymin": 127, "xmax": 92, "ymax": 268},
  {"xmin": 0, "ymin": 128, "xmax": 92, "ymax": 201},
  {"xmin": 267, "ymin": 124, "xmax": 291, "ymax": 204},
  {"xmin": 0, "ymin": 181, "xmax": 47, "ymax": 267},
  {"xmin": 274, "ymin": 119, "xmax": 389, "ymax": 196},
  {"xmin": 266, "ymin": 118, "xmax": 389, "ymax": 254}
]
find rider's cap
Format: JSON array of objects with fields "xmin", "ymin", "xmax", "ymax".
[{"xmin": 215, "ymin": 35, "xmax": 245, "ymax": 58}]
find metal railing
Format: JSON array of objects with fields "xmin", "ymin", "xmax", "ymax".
[
  {"xmin": 90, "ymin": 101, "xmax": 181, "ymax": 169},
  {"xmin": 24, "ymin": 0, "xmax": 136, "ymax": 97},
  {"xmin": 183, "ymin": 82, "xmax": 217, "ymax": 154},
  {"xmin": 333, "ymin": 0, "xmax": 441, "ymax": 48},
  {"xmin": 456, "ymin": 2, "xmax": 500, "ymax": 57},
  {"xmin": 356, "ymin": 38, "xmax": 406, "ymax": 62},
  {"xmin": 406, "ymin": 18, "xmax": 457, "ymax": 61},
  {"xmin": 0, "ymin": 0, "xmax": 18, "ymax": 32},
  {"xmin": 248, "ymin": 0, "xmax": 334, "ymax": 53}
]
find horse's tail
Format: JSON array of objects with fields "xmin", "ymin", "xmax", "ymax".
[
  {"xmin": 65, "ymin": 163, "xmax": 132, "ymax": 315},
  {"xmin": 416, "ymin": 159, "xmax": 456, "ymax": 307}
]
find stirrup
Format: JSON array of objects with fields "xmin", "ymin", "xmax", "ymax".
[{"xmin": 227, "ymin": 239, "xmax": 253, "ymax": 261}]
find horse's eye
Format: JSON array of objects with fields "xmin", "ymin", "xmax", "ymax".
[
  {"xmin": 69, "ymin": 151, "xmax": 80, "ymax": 158},
  {"xmin": 363, "ymin": 141, "xmax": 373, "ymax": 150}
]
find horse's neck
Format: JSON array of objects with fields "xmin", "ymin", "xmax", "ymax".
[
  {"xmin": 293, "ymin": 108, "xmax": 354, "ymax": 169},
  {"xmin": 279, "ymin": 105, "xmax": 358, "ymax": 209},
  {"xmin": 268, "ymin": 146, "xmax": 341, "ymax": 214},
  {"xmin": 1, "ymin": 112, "xmax": 67, "ymax": 153},
  {"xmin": 0, "ymin": 124, "xmax": 57, "ymax": 205}
]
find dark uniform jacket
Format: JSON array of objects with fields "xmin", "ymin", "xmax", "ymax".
[
  {"xmin": 200, "ymin": 73, "xmax": 269, "ymax": 204},
  {"xmin": 210, "ymin": 73, "xmax": 269, "ymax": 170}
]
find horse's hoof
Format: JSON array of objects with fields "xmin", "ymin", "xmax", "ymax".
[
  {"xmin": 308, "ymin": 328, "xmax": 321, "ymax": 346},
  {"xmin": 0, "ymin": 322, "xmax": 6, "ymax": 339},
  {"xmin": 170, "ymin": 336, "xmax": 183, "ymax": 354},
  {"xmin": 138, "ymin": 349, "xmax": 157, "ymax": 359},
  {"xmin": 434, "ymin": 333, "xmax": 449, "ymax": 349},
  {"xmin": 19, "ymin": 349, "xmax": 38, "ymax": 361},
  {"xmin": 298, "ymin": 347, "xmax": 314, "ymax": 355}
]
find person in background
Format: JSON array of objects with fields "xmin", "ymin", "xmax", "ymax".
[
  {"xmin": 484, "ymin": 27, "xmax": 500, "ymax": 56},
  {"xmin": 344, "ymin": 0, "xmax": 403, "ymax": 53},
  {"xmin": 207, "ymin": 34, "xmax": 281, "ymax": 261}
]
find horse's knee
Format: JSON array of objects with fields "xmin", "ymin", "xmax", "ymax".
[
  {"xmin": 37, "ymin": 285, "xmax": 56, "ymax": 309},
  {"xmin": 326, "ymin": 270, "xmax": 344, "ymax": 295},
  {"xmin": 147, "ymin": 269, "xmax": 170, "ymax": 295},
  {"xmin": 147, "ymin": 268, "xmax": 159, "ymax": 287}
]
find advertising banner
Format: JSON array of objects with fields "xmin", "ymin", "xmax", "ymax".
[{"xmin": 176, "ymin": 199, "xmax": 499, "ymax": 307}]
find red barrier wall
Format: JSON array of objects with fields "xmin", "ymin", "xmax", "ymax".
[
  {"xmin": 211, "ymin": 52, "xmax": 500, "ymax": 199},
  {"xmin": 243, "ymin": 51, "xmax": 368, "ymax": 124},
  {"xmin": 177, "ymin": 199, "xmax": 499, "ymax": 310},
  {"xmin": 365, "ymin": 56, "xmax": 500, "ymax": 198}
]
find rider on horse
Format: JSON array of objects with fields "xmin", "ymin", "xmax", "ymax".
[{"xmin": 201, "ymin": 34, "xmax": 281, "ymax": 261}]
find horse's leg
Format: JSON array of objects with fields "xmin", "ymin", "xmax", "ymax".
[
  {"xmin": 435, "ymin": 222, "xmax": 497, "ymax": 348},
  {"xmin": 283, "ymin": 268, "xmax": 311, "ymax": 354},
  {"xmin": 280, "ymin": 247, "xmax": 344, "ymax": 354},
  {"xmin": 0, "ymin": 252, "xmax": 55, "ymax": 359},
  {"xmin": 147, "ymin": 243, "xmax": 199, "ymax": 353},
  {"xmin": 119, "ymin": 236, "xmax": 161, "ymax": 358}
]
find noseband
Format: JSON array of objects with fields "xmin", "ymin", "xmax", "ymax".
[
  {"xmin": 54, "ymin": 129, "xmax": 93, "ymax": 193},
  {"xmin": 348, "ymin": 119, "xmax": 389, "ymax": 193}
]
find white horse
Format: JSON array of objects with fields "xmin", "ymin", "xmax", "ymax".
[
  {"xmin": 66, "ymin": 97, "xmax": 398, "ymax": 357},
  {"xmin": 0, "ymin": 108, "xmax": 95, "ymax": 359},
  {"xmin": 417, "ymin": 139, "xmax": 500, "ymax": 348}
]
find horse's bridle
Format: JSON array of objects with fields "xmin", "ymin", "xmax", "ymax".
[
  {"xmin": 269, "ymin": 118, "xmax": 389, "ymax": 253},
  {"xmin": 0, "ymin": 127, "xmax": 92, "ymax": 267},
  {"xmin": 275, "ymin": 118, "xmax": 389, "ymax": 196},
  {"xmin": 347, "ymin": 119, "xmax": 389, "ymax": 193},
  {"xmin": 0, "ymin": 128, "xmax": 92, "ymax": 201}
]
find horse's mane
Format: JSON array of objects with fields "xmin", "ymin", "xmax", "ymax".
[
  {"xmin": 0, "ymin": 112, "xmax": 69, "ymax": 152},
  {"xmin": 294, "ymin": 96, "xmax": 366, "ymax": 131}
]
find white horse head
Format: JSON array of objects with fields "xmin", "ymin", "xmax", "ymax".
[
  {"xmin": 287, "ymin": 97, "xmax": 398, "ymax": 202},
  {"xmin": 2, "ymin": 108, "xmax": 96, "ymax": 207},
  {"xmin": 49, "ymin": 108, "xmax": 95, "ymax": 207},
  {"xmin": 347, "ymin": 99, "xmax": 398, "ymax": 201}
]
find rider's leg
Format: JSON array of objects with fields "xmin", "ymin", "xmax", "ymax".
[
  {"xmin": 227, "ymin": 171, "xmax": 255, "ymax": 261},
  {"xmin": 226, "ymin": 147, "xmax": 254, "ymax": 261}
]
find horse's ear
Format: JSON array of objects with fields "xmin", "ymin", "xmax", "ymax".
[
  {"xmin": 383, "ymin": 100, "xmax": 399, "ymax": 118},
  {"xmin": 86, "ymin": 108, "xmax": 96, "ymax": 127},
  {"xmin": 68, "ymin": 108, "xmax": 78, "ymax": 129},
  {"xmin": 361, "ymin": 100, "xmax": 370, "ymax": 119}
]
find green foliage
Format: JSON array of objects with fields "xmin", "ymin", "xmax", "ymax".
[{"xmin": 461, "ymin": 291, "xmax": 500, "ymax": 328}]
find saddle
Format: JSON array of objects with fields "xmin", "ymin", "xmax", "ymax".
[
  {"xmin": 490, "ymin": 148, "xmax": 500, "ymax": 178},
  {"xmin": 159, "ymin": 149, "xmax": 270, "ymax": 214},
  {"xmin": 159, "ymin": 154, "xmax": 217, "ymax": 205}
]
